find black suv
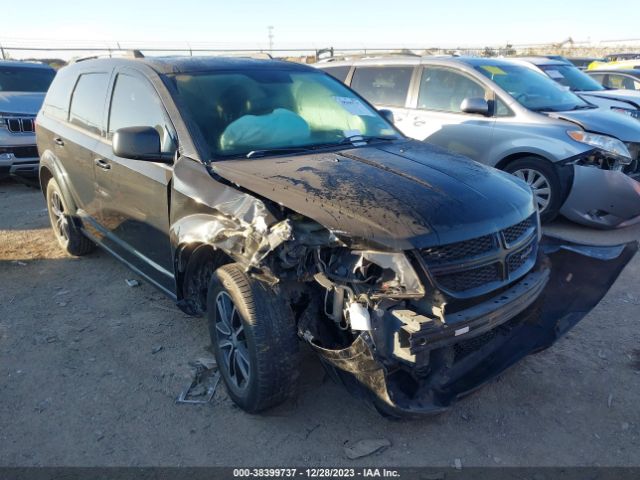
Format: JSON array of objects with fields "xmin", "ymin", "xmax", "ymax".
[{"xmin": 36, "ymin": 56, "xmax": 636, "ymax": 416}]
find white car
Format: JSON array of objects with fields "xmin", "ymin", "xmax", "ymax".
[{"xmin": 513, "ymin": 57, "xmax": 640, "ymax": 120}]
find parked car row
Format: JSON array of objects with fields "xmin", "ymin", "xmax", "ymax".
[
  {"xmin": 0, "ymin": 60, "xmax": 56, "ymax": 183},
  {"xmin": 34, "ymin": 54, "xmax": 637, "ymax": 417},
  {"xmin": 317, "ymin": 55, "xmax": 640, "ymax": 229}
]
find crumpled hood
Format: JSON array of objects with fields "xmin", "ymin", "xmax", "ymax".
[
  {"xmin": 582, "ymin": 89, "xmax": 640, "ymax": 109},
  {"xmin": 212, "ymin": 140, "xmax": 535, "ymax": 250},
  {"xmin": 547, "ymin": 107, "xmax": 640, "ymax": 142},
  {"xmin": 0, "ymin": 92, "xmax": 45, "ymax": 115}
]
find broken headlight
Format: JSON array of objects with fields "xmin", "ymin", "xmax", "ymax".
[
  {"xmin": 567, "ymin": 130, "xmax": 632, "ymax": 164},
  {"xmin": 352, "ymin": 251, "xmax": 425, "ymax": 298}
]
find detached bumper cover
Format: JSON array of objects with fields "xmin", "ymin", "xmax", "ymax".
[
  {"xmin": 311, "ymin": 237, "xmax": 638, "ymax": 416},
  {"xmin": 560, "ymin": 164, "xmax": 640, "ymax": 229}
]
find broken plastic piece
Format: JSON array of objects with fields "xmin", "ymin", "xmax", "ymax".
[{"xmin": 347, "ymin": 302, "xmax": 372, "ymax": 331}]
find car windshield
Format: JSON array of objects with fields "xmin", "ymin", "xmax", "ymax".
[
  {"xmin": 0, "ymin": 66, "xmax": 56, "ymax": 92},
  {"xmin": 538, "ymin": 64, "xmax": 605, "ymax": 92},
  {"xmin": 172, "ymin": 69, "xmax": 399, "ymax": 158},
  {"xmin": 476, "ymin": 63, "xmax": 592, "ymax": 112}
]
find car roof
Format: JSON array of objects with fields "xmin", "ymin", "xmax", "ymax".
[
  {"xmin": 511, "ymin": 56, "xmax": 570, "ymax": 67},
  {"xmin": 0, "ymin": 60, "xmax": 55, "ymax": 70},
  {"xmin": 317, "ymin": 55, "xmax": 529, "ymax": 68},
  {"xmin": 67, "ymin": 56, "xmax": 314, "ymax": 75}
]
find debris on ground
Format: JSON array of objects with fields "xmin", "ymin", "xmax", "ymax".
[
  {"xmin": 151, "ymin": 345, "xmax": 163, "ymax": 354},
  {"xmin": 344, "ymin": 438, "xmax": 391, "ymax": 460},
  {"xmin": 125, "ymin": 279, "xmax": 140, "ymax": 288},
  {"xmin": 176, "ymin": 356, "xmax": 220, "ymax": 404}
]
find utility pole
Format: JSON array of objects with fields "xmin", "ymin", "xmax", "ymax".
[{"xmin": 268, "ymin": 26, "xmax": 274, "ymax": 51}]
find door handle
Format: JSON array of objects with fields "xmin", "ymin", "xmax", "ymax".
[
  {"xmin": 94, "ymin": 158, "xmax": 111, "ymax": 170},
  {"xmin": 413, "ymin": 120, "xmax": 426, "ymax": 127},
  {"xmin": 54, "ymin": 137, "xmax": 65, "ymax": 146}
]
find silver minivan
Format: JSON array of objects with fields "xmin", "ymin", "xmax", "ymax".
[{"xmin": 317, "ymin": 56, "xmax": 640, "ymax": 228}]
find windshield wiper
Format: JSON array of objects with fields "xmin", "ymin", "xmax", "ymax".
[
  {"xmin": 245, "ymin": 147, "xmax": 315, "ymax": 158},
  {"xmin": 337, "ymin": 134, "xmax": 398, "ymax": 145}
]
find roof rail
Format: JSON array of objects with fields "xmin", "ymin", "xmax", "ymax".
[
  {"xmin": 316, "ymin": 51, "xmax": 421, "ymax": 63},
  {"xmin": 71, "ymin": 49, "xmax": 145, "ymax": 64}
]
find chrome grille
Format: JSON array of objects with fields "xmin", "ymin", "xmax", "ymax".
[
  {"xmin": 420, "ymin": 214, "xmax": 538, "ymax": 296},
  {"xmin": 6, "ymin": 116, "xmax": 35, "ymax": 133}
]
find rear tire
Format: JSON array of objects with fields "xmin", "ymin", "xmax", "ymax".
[
  {"xmin": 207, "ymin": 263, "xmax": 300, "ymax": 413},
  {"xmin": 45, "ymin": 178, "xmax": 95, "ymax": 256},
  {"xmin": 504, "ymin": 157, "xmax": 563, "ymax": 223}
]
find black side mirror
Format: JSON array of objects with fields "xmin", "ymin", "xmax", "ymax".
[
  {"xmin": 113, "ymin": 126, "xmax": 172, "ymax": 162},
  {"xmin": 460, "ymin": 97, "xmax": 490, "ymax": 116},
  {"xmin": 379, "ymin": 109, "xmax": 395, "ymax": 124}
]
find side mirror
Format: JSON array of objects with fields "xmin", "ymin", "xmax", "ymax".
[
  {"xmin": 112, "ymin": 126, "xmax": 172, "ymax": 162},
  {"xmin": 460, "ymin": 97, "xmax": 490, "ymax": 116},
  {"xmin": 378, "ymin": 109, "xmax": 395, "ymax": 124}
]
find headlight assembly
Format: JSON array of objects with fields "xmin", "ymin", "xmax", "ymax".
[{"xmin": 567, "ymin": 130, "xmax": 632, "ymax": 163}]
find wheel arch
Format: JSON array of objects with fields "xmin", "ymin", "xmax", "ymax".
[{"xmin": 174, "ymin": 241, "xmax": 234, "ymax": 315}]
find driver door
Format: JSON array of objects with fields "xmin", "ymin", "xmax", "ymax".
[{"xmin": 93, "ymin": 70, "xmax": 177, "ymax": 294}]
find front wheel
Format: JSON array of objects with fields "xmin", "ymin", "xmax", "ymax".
[
  {"xmin": 504, "ymin": 157, "xmax": 563, "ymax": 223},
  {"xmin": 207, "ymin": 263, "xmax": 300, "ymax": 413}
]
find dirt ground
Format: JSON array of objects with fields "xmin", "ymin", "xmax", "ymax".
[{"xmin": 1, "ymin": 179, "xmax": 639, "ymax": 468}]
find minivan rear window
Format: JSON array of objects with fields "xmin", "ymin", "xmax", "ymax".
[
  {"xmin": 350, "ymin": 67, "xmax": 413, "ymax": 107},
  {"xmin": 69, "ymin": 73, "xmax": 110, "ymax": 135}
]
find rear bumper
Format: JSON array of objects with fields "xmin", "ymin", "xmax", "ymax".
[
  {"xmin": 560, "ymin": 165, "xmax": 640, "ymax": 229},
  {"xmin": 310, "ymin": 237, "xmax": 638, "ymax": 417}
]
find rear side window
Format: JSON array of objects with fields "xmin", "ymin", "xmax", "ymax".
[
  {"xmin": 43, "ymin": 68, "xmax": 76, "ymax": 121},
  {"xmin": 108, "ymin": 74, "xmax": 175, "ymax": 153},
  {"xmin": 322, "ymin": 66, "xmax": 351, "ymax": 83},
  {"xmin": 69, "ymin": 73, "xmax": 110, "ymax": 135},
  {"xmin": 606, "ymin": 74, "xmax": 640, "ymax": 91},
  {"xmin": 350, "ymin": 66, "xmax": 413, "ymax": 107}
]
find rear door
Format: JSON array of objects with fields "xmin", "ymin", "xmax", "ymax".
[
  {"xmin": 403, "ymin": 66, "xmax": 496, "ymax": 162},
  {"xmin": 60, "ymin": 71, "xmax": 112, "ymax": 217},
  {"xmin": 347, "ymin": 65, "xmax": 415, "ymax": 129},
  {"xmin": 92, "ymin": 69, "xmax": 177, "ymax": 294}
]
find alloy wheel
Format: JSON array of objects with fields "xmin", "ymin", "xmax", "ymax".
[
  {"xmin": 50, "ymin": 191, "xmax": 69, "ymax": 241},
  {"xmin": 512, "ymin": 168, "xmax": 552, "ymax": 212},
  {"xmin": 215, "ymin": 291, "xmax": 251, "ymax": 391}
]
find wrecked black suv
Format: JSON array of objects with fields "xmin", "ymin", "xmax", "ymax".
[{"xmin": 36, "ymin": 56, "xmax": 636, "ymax": 416}]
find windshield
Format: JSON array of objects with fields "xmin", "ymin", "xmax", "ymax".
[
  {"xmin": 538, "ymin": 64, "xmax": 605, "ymax": 92},
  {"xmin": 476, "ymin": 64, "xmax": 592, "ymax": 112},
  {"xmin": 172, "ymin": 69, "xmax": 399, "ymax": 157},
  {"xmin": 0, "ymin": 66, "xmax": 56, "ymax": 92}
]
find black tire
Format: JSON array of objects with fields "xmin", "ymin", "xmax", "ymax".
[
  {"xmin": 207, "ymin": 263, "xmax": 300, "ymax": 413},
  {"xmin": 45, "ymin": 178, "xmax": 95, "ymax": 256},
  {"xmin": 503, "ymin": 157, "xmax": 563, "ymax": 223}
]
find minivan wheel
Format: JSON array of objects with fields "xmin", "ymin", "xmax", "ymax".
[
  {"xmin": 45, "ymin": 178, "xmax": 95, "ymax": 256},
  {"xmin": 207, "ymin": 263, "xmax": 300, "ymax": 413},
  {"xmin": 504, "ymin": 157, "xmax": 562, "ymax": 223}
]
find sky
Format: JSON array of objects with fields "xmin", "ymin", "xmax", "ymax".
[{"xmin": 1, "ymin": 0, "xmax": 639, "ymax": 56}]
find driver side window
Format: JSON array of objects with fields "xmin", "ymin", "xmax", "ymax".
[
  {"xmin": 418, "ymin": 67, "xmax": 488, "ymax": 113},
  {"xmin": 109, "ymin": 74, "xmax": 176, "ymax": 154}
]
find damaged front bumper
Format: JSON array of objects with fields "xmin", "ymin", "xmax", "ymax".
[
  {"xmin": 560, "ymin": 164, "xmax": 640, "ymax": 229},
  {"xmin": 308, "ymin": 237, "xmax": 638, "ymax": 417}
]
